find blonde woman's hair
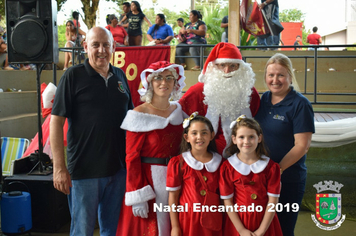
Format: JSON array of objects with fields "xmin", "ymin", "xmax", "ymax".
[{"xmin": 264, "ymin": 53, "xmax": 300, "ymax": 92}]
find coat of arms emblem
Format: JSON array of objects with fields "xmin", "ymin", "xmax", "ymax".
[{"xmin": 311, "ymin": 180, "xmax": 346, "ymax": 230}]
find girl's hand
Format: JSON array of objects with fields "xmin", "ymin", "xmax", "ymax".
[
  {"xmin": 171, "ymin": 226, "xmax": 181, "ymax": 236},
  {"xmin": 239, "ymin": 228, "xmax": 257, "ymax": 236},
  {"xmin": 254, "ymin": 228, "xmax": 264, "ymax": 236}
]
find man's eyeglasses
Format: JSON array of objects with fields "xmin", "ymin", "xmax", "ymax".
[{"xmin": 215, "ymin": 63, "xmax": 240, "ymax": 72}]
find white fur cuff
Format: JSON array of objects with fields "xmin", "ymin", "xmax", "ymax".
[
  {"xmin": 220, "ymin": 193, "xmax": 234, "ymax": 200},
  {"xmin": 125, "ymin": 185, "xmax": 156, "ymax": 206}
]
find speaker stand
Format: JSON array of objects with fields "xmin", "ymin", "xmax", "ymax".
[{"xmin": 28, "ymin": 64, "xmax": 52, "ymax": 176}]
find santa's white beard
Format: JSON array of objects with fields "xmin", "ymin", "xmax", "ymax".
[{"xmin": 203, "ymin": 64, "xmax": 256, "ymax": 120}]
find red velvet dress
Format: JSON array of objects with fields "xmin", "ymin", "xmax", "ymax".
[
  {"xmin": 166, "ymin": 151, "xmax": 223, "ymax": 236},
  {"xmin": 219, "ymin": 155, "xmax": 283, "ymax": 236},
  {"xmin": 116, "ymin": 102, "xmax": 184, "ymax": 236},
  {"xmin": 179, "ymin": 83, "xmax": 260, "ymax": 155}
]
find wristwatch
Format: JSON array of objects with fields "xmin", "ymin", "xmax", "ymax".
[{"xmin": 264, "ymin": 1, "xmax": 268, "ymax": 5}]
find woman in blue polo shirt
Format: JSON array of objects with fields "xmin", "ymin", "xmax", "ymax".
[
  {"xmin": 146, "ymin": 14, "xmax": 174, "ymax": 45},
  {"xmin": 254, "ymin": 53, "xmax": 315, "ymax": 236}
]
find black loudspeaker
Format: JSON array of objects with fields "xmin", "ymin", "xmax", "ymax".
[
  {"xmin": 4, "ymin": 174, "xmax": 71, "ymax": 232},
  {"xmin": 5, "ymin": 0, "xmax": 59, "ymax": 64}
]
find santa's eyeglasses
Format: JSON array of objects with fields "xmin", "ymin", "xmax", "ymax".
[{"xmin": 215, "ymin": 63, "xmax": 240, "ymax": 72}]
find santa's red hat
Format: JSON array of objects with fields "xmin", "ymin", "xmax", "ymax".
[
  {"xmin": 138, "ymin": 61, "xmax": 186, "ymax": 96},
  {"xmin": 199, "ymin": 42, "xmax": 244, "ymax": 82}
]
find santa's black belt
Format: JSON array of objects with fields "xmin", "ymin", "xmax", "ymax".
[{"xmin": 141, "ymin": 156, "xmax": 170, "ymax": 166}]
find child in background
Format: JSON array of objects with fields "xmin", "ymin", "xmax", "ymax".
[
  {"xmin": 118, "ymin": 1, "xmax": 152, "ymax": 46},
  {"xmin": 220, "ymin": 115, "xmax": 282, "ymax": 236},
  {"xmin": 167, "ymin": 112, "xmax": 223, "ymax": 236}
]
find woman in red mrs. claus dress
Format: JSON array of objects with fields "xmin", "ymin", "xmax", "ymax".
[{"xmin": 116, "ymin": 61, "xmax": 186, "ymax": 236}]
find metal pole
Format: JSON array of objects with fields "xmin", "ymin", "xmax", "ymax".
[
  {"xmin": 314, "ymin": 47, "xmax": 318, "ymax": 103},
  {"xmin": 304, "ymin": 57, "xmax": 307, "ymax": 94}
]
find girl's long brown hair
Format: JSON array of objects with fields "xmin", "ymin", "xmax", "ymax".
[
  {"xmin": 180, "ymin": 115, "xmax": 218, "ymax": 154},
  {"xmin": 225, "ymin": 117, "xmax": 269, "ymax": 158}
]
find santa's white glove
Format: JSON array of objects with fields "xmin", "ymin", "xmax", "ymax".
[{"xmin": 132, "ymin": 202, "xmax": 149, "ymax": 218}]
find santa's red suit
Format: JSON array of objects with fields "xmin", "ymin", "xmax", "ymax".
[{"xmin": 179, "ymin": 83, "xmax": 260, "ymax": 155}]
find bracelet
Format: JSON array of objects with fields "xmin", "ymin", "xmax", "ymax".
[
  {"xmin": 280, "ymin": 167, "xmax": 283, "ymax": 175},
  {"xmin": 264, "ymin": 1, "xmax": 268, "ymax": 5}
]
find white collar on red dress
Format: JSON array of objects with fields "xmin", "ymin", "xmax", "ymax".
[
  {"xmin": 227, "ymin": 154, "xmax": 270, "ymax": 175},
  {"xmin": 121, "ymin": 101, "xmax": 184, "ymax": 132},
  {"xmin": 182, "ymin": 151, "xmax": 222, "ymax": 172}
]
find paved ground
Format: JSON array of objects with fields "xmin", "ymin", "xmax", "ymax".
[
  {"xmin": 295, "ymin": 211, "xmax": 356, "ymax": 236},
  {"xmin": 2, "ymin": 210, "xmax": 354, "ymax": 236}
]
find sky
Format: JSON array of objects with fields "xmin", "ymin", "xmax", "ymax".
[{"xmin": 57, "ymin": 0, "xmax": 350, "ymax": 36}]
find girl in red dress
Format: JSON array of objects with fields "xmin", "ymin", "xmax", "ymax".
[
  {"xmin": 116, "ymin": 61, "xmax": 186, "ymax": 236},
  {"xmin": 166, "ymin": 113, "xmax": 223, "ymax": 236},
  {"xmin": 219, "ymin": 115, "xmax": 283, "ymax": 236}
]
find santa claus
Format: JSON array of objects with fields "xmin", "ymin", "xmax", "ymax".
[{"xmin": 179, "ymin": 42, "xmax": 260, "ymax": 155}]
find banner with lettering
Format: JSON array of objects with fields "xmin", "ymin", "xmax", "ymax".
[{"xmin": 112, "ymin": 46, "xmax": 176, "ymax": 107}]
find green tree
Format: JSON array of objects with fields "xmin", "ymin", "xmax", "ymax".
[
  {"xmin": 57, "ymin": 0, "xmax": 68, "ymax": 12},
  {"xmin": 202, "ymin": 5, "xmax": 227, "ymax": 44},
  {"xmin": 58, "ymin": 24, "xmax": 67, "ymax": 48},
  {"xmin": 141, "ymin": 7, "xmax": 155, "ymax": 46},
  {"xmin": 79, "ymin": 0, "xmax": 125, "ymax": 29},
  {"xmin": 0, "ymin": 0, "xmax": 4, "ymax": 17},
  {"xmin": 279, "ymin": 9, "xmax": 305, "ymax": 22}
]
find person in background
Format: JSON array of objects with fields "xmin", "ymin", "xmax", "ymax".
[
  {"xmin": 71, "ymin": 11, "xmax": 86, "ymax": 44},
  {"xmin": 50, "ymin": 27, "xmax": 133, "ymax": 236},
  {"xmin": 146, "ymin": 14, "xmax": 174, "ymax": 45},
  {"xmin": 106, "ymin": 14, "xmax": 128, "ymax": 47},
  {"xmin": 293, "ymin": 35, "xmax": 302, "ymax": 51},
  {"xmin": 307, "ymin": 26, "xmax": 322, "ymax": 50},
  {"xmin": 254, "ymin": 53, "xmax": 315, "ymax": 236},
  {"xmin": 119, "ymin": 1, "xmax": 152, "ymax": 46},
  {"xmin": 0, "ymin": 20, "xmax": 11, "ymax": 70},
  {"xmin": 257, "ymin": 0, "xmax": 279, "ymax": 49},
  {"xmin": 119, "ymin": 2, "xmax": 131, "ymax": 33},
  {"xmin": 116, "ymin": 61, "xmax": 186, "ymax": 236},
  {"xmin": 176, "ymin": 10, "xmax": 207, "ymax": 71},
  {"xmin": 173, "ymin": 18, "xmax": 187, "ymax": 45},
  {"xmin": 0, "ymin": 37, "xmax": 12, "ymax": 70},
  {"xmin": 221, "ymin": 15, "xmax": 228, "ymax": 42},
  {"xmin": 63, "ymin": 20, "xmax": 77, "ymax": 70}
]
